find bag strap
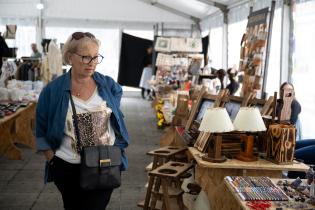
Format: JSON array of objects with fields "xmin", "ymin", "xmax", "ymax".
[{"xmin": 69, "ymin": 92, "xmax": 82, "ymax": 149}]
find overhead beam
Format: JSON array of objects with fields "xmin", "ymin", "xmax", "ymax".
[
  {"xmin": 196, "ymin": 0, "xmax": 228, "ymax": 12},
  {"xmin": 137, "ymin": 0, "xmax": 200, "ymax": 23}
]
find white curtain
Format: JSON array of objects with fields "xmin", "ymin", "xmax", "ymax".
[
  {"xmin": 209, "ymin": 26, "xmax": 223, "ymax": 69},
  {"xmin": 227, "ymin": 20, "xmax": 247, "ymax": 69},
  {"xmin": 45, "ymin": 27, "xmax": 120, "ymax": 80},
  {"xmin": 264, "ymin": 8, "xmax": 282, "ymax": 97},
  {"xmin": 291, "ymin": 0, "xmax": 315, "ymax": 139}
]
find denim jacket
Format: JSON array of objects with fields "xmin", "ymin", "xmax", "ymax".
[{"xmin": 36, "ymin": 70, "xmax": 130, "ymax": 182}]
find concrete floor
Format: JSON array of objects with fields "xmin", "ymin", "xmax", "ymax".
[{"xmin": 0, "ymin": 91, "xmax": 164, "ymax": 210}]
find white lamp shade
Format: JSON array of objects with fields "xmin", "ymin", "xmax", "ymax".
[
  {"xmin": 199, "ymin": 107, "xmax": 234, "ymax": 133},
  {"xmin": 233, "ymin": 107, "xmax": 266, "ymax": 132}
]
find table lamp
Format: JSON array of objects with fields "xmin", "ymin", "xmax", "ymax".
[
  {"xmin": 199, "ymin": 107, "xmax": 234, "ymax": 163},
  {"xmin": 233, "ymin": 107, "xmax": 266, "ymax": 162}
]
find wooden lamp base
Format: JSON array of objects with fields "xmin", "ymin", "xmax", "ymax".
[
  {"xmin": 202, "ymin": 154, "xmax": 227, "ymax": 163},
  {"xmin": 235, "ymin": 135, "xmax": 258, "ymax": 162},
  {"xmin": 235, "ymin": 153, "xmax": 258, "ymax": 162},
  {"xmin": 202, "ymin": 135, "xmax": 227, "ymax": 163}
]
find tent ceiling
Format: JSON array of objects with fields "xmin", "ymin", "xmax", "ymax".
[
  {"xmin": 0, "ymin": 0, "xmax": 246, "ymax": 28},
  {"xmin": 147, "ymin": 0, "xmax": 244, "ymax": 19}
]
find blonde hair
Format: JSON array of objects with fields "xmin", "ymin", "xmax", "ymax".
[{"xmin": 62, "ymin": 32, "xmax": 101, "ymax": 65}]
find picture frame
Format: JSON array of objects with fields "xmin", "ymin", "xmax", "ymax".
[
  {"xmin": 185, "ymin": 88, "xmax": 229, "ymax": 131},
  {"xmin": 155, "ymin": 37, "xmax": 171, "ymax": 52},
  {"xmin": 194, "ymin": 131, "xmax": 211, "ymax": 152}
]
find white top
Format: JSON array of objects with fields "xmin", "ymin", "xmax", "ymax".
[{"xmin": 55, "ymin": 89, "xmax": 115, "ymax": 164}]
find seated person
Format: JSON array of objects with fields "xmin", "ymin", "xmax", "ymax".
[
  {"xmin": 288, "ymin": 139, "xmax": 315, "ymax": 178},
  {"xmin": 276, "ymin": 82, "xmax": 302, "ymax": 140},
  {"xmin": 226, "ymin": 68, "xmax": 239, "ymax": 95}
]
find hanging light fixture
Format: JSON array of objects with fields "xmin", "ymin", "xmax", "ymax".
[{"xmin": 36, "ymin": 3, "xmax": 44, "ymax": 10}]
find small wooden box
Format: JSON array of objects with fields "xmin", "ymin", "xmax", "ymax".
[{"xmin": 266, "ymin": 124, "xmax": 296, "ymax": 164}]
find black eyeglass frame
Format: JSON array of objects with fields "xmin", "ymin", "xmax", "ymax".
[{"xmin": 74, "ymin": 53, "xmax": 104, "ymax": 64}]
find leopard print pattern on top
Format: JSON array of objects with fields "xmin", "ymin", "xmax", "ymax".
[{"xmin": 74, "ymin": 108, "xmax": 112, "ymax": 152}]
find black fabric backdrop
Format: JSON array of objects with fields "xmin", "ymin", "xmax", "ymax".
[
  {"xmin": 202, "ymin": 35, "xmax": 209, "ymax": 66},
  {"xmin": 118, "ymin": 33, "xmax": 153, "ymax": 87},
  {"xmin": 0, "ymin": 36, "xmax": 10, "ymax": 69}
]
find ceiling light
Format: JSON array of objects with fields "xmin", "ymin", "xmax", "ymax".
[{"xmin": 36, "ymin": 3, "xmax": 44, "ymax": 10}]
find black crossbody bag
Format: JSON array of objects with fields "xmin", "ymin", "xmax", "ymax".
[{"xmin": 69, "ymin": 93, "xmax": 121, "ymax": 190}]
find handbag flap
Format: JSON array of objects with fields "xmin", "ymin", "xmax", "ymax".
[{"xmin": 83, "ymin": 146, "xmax": 121, "ymax": 167}]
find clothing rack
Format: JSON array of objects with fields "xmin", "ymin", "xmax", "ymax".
[
  {"xmin": 20, "ymin": 57, "xmax": 41, "ymax": 62},
  {"xmin": 16, "ymin": 58, "xmax": 42, "ymax": 81}
]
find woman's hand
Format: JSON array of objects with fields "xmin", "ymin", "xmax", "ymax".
[{"xmin": 44, "ymin": 150, "xmax": 55, "ymax": 162}]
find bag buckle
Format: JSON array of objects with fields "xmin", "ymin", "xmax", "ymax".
[{"xmin": 100, "ymin": 159, "xmax": 111, "ymax": 167}]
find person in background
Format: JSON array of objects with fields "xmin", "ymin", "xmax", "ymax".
[
  {"xmin": 288, "ymin": 139, "xmax": 315, "ymax": 178},
  {"xmin": 276, "ymin": 82, "xmax": 302, "ymax": 140},
  {"xmin": 139, "ymin": 46, "xmax": 153, "ymax": 99},
  {"xmin": 226, "ymin": 68, "xmax": 240, "ymax": 95},
  {"xmin": 216, "ymin": 69, "xmax": 226, "ymax": 91},
  {"xmin": 31, "ymin": 43, "xmax": 42, "ymax": 58},
  {"xmin": 36, "ymin": 32, "xmax": 129, "ymax": 210}
]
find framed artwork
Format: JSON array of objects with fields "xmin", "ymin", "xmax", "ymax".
[
  {"xmin": 155, "ymin": 37, "xmax": 171, "ymax": 52},
  {"xmin": 185, "ymin": 88, "xmax": 229, "ymax": 131},
  {"xmin": 194, "ymin": 132, "xmax": 211, "ymax": 152},
  {"xmin": 195, "ymin": 99, "xmax": 215, "ymax": 122},
  {"xmin": 170, "ymin": 37, "xmax": 186, "ymax": 52},
  {"xmin": 186, "ymin": 38, "xmax": 202, "ymax": 52}
]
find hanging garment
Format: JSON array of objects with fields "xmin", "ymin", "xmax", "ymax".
[
  {"xmin": 41, "ymin": 56, "xmax": 51, "ymax": 84},
  {"xmin": 3, "ymin": 25, "xmax": 17, "ymax": 39},
  {"xmin": 139, "ymin": 67, "xmax": 152, "ymax": 90},
  {"xmin": 47, "ymin": 41, "xmax": 63, "ymax": 77}
]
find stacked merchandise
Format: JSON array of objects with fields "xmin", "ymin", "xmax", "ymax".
[
  {"xmin": 225, "ymin": 176, "xmax": 288, "ymax": 201},
  {"xmin": 16, "ymin": 58, "xmax": 41, "ymax": 81},
  {"xmin": 153, "ymin": 37, "xmax": 203, "ymax": 92},
  {"xmin": 238, "ymin": 8, "xmax": 270, "ymax": 96},
  {"xmin": 0, "ymin": 79, "xmax": 43, "ymax": 102}
]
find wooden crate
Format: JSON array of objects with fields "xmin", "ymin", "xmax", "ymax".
[{"xmin": 266, "ymin": 124, "xmax": 296, "ymax": 164}]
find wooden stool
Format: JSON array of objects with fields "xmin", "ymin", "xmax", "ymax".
[
  {"xmin": 147, "ymin": 146, "xmax": 187, "ymax": 170},
  {"xmin": 144, "ymin": 161, "xmax": 193, "ymax": 210},
  {"xmin": 138, "ymin": 146, "xmax": 188, "ymax": 209}
]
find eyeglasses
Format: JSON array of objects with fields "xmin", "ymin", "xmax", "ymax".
[
  {"xmin": 74, "ymin": 53, "xmax": 104, "ymax": 64},
  {"xmin": 71, "ymin": 32, "xmax": 95, "ymax": 41}
]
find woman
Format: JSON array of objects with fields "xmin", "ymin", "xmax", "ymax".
[
  {"xmin": 36, "ymin": 32, "xmax": 129, "ymax": 210},
  {"xmin": 276, "ymin": 82, "xmax": 302, "ymax": 140},
  {"xmin": 139, "ymin": 46, "xmax": 153, "ymax": 99}
]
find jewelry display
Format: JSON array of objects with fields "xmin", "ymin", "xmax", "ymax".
[
  {"xmin": 276, "ymin": 177, "xmax": 315, "ymax": 207},
  {"xmin": 225, "ymin": 176, "xmax": 288, "ymax": 201}
]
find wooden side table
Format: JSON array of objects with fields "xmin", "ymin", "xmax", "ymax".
[
  {"xmin": 0, "ymin": 103, "xmax": 36, "ymax": 159},
  {"xmin": 188, "ymin": 147, "xmax": 309, "ymax": 210}
]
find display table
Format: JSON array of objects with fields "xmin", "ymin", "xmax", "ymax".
[
  {"xmin": 188, "ymin": 147, "xmax": 309, "ymax": 210},
  {"xmin": 0, "ymin": 103, "xmax": 36, "ymax": 159},
  {"xmin": 224, "ymin": 178, "xmax": 315, "ymax": 210}
]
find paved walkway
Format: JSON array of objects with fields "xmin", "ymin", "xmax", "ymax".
[{"xmin": 0, "ymin": 91, "xmax": 164, "ymax": 210}]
